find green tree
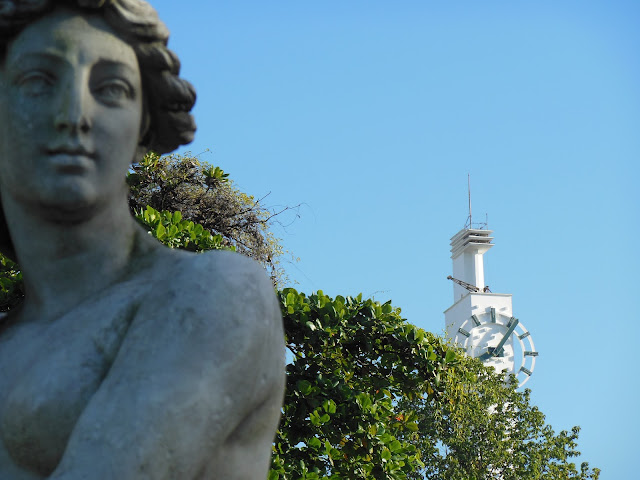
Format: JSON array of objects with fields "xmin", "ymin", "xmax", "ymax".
[
  {"xmin": 275, "ymin": 287, "xmax": 599, "ymax": 480},
  {"xmin": 127, "ymin": 152, "xmax": 297, "ymax": 286},
  {"xmin": 134, "ymin": 206, "xmax": 233, "ymax": 253},
  {"xmin": 271, "ymin": 288, "xmax": 459, "ymax": 480},
  {"xmin": 400, "ymin": 354, "xmax": 600, "ymax": 480}
]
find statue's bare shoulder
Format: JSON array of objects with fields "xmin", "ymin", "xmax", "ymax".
[{"xmin": 50, "ymin": 249, "xmax": 285, "ymax": 479}]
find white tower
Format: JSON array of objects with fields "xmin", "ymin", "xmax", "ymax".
[
  {"xmin": 449, "ymin": 228, "xmax": 494, "ymax": 301},
  {"xmin": 444, "ymin": 227, "xmax": 537, "ymax": 386}
]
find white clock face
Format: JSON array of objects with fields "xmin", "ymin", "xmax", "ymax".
[
  {"xmin": 465, "ymin": 323, "xmax": 516, "ymax": 371},
  {"xmin": 454, "ymin": 307, "xmax": 537, "ymax": 386}
]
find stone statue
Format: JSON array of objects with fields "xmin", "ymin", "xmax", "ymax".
[{"xmin": 0, "ymin": 1, "xmax": 285, "ymax": 478}]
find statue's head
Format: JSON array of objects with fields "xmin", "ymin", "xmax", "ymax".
[
  {"xmin": 0, "ymin": 0, "xmax": 196, "ymax": 155},
  {"xmin": 0, "ymin": 0, "xmax": 196, "ymax": 260}
]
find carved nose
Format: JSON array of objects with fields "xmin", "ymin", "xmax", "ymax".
[
  {"xmin": 54, "ymin": 82, "xmax": 92, "ymax": 134},
  {"xmin": 54, "ymin": 112, "xmax": 91, "ymax": 133}
]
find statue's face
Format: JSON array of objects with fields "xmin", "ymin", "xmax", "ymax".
[{"xmin": 0, "ymin": 7, "xmax": 144, "ymax": 220}]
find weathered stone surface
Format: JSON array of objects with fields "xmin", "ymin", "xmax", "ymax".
[{"xmin": 0, "ymin": 2, "xmax": 284, "ymax": 478}]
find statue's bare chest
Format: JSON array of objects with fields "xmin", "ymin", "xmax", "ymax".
[{"xmin": 0, "ymin": 288, "xmax": 144, "ymax": 476}]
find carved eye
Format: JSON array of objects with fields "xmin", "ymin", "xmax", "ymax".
[
  {"xmin": 18, "ymin": 72, "xmax": 54, "ymax": 97},
  {"xmin": 93, "ymin": 79, "xmax": 133, "ymax": 104}
]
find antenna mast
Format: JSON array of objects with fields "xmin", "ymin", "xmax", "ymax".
[
  {"xmin": 468, "ymin": 173, "xmax": 472, "ymax": 230},
  {"xmin": 463, "ymin": 174, "xmax": 487, "ymax": 230}
]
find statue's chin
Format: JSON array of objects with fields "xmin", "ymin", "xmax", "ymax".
[
  {"xmin": 36, "ymin": 183, "xmax": 99, "ymax": 225},
  {"xmin": 38, "ymin": 201, "xmax": 97, "ymax": 225}
]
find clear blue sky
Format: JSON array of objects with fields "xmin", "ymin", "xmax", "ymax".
[{"xmin": 153, "ymin": 1, "xmax": 639, "ymax": 477}]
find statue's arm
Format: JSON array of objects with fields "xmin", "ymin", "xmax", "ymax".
[{"xmin": 48, "ymin": 252, "xmax": 285, "ymax": 480}]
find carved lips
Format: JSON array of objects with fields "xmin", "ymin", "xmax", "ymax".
[{"xmin": 46, "ymin": 144, "xmax": 97, "ymax": 173}]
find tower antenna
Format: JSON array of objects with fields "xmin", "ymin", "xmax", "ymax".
[
  {"xmin": 468, "ymin": 173, "xmax": 472, "ymax": 230},
  {"xmin": 464, "ymin": 175, "xmax": 487, "ymax": 230}
]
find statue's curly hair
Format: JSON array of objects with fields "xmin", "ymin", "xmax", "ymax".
[
  {"xmin": 0, "ymin": 0, "xmax": 196, "ymax": 155},
  {"xmin": 0, "ymin": 0, "xmax": 196, "ymax": 260}
]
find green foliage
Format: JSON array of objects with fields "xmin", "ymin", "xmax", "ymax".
[
  {"xmin": 272, "ymin": 288, "xmax": 460, "ymax": 480},
  {"xmin": 135, "ymin": 205, "xmax": 235, "ymax": 252},
  {"xmin": 0, "ymin": 254, "xmax": 22, "ymax": 312},
  {"xmin": 128, "ymin": 152, "xmax": 296, "ymax": 286},
  {"xmin": 401, "ymin": 353, "xmax": 601, "ymax": 480},
  {"xmin": 273, "ymin": 288, "xmax": 599, "ymax": 479}
]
